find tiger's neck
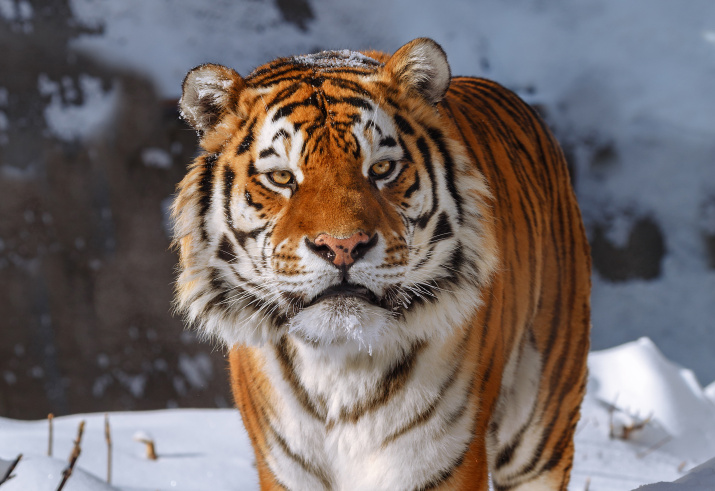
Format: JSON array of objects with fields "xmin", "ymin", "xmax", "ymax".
[{"xmin": 253, "ymin": 328, "xmax": 479, "ymax": 490}]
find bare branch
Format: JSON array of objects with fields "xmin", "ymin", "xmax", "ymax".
[
  {"xmin": 56, "ymin": 420, "xmax": 86, "ymax": 491},
  {"xmin": 0, "ymin": 454, "xmax": 23, "ymax": 487},
  {"xmin": 48, "ymin": 413, "xmax": 54, "ymax": 457},
  {"xmin": 105, "ymin": 414, "xmax": 112, "ymax": 484}
]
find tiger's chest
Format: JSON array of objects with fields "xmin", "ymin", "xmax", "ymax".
[{"xmin": 255, "ymin": 333, "xmax": 477, "ymax": 490}]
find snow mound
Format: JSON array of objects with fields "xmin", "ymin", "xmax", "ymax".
[
  {"xmin": 0, "ymin": 455, "xmax": 116, "ymax": 491},
  {"xmin": 635, "ymin": 457, "xmax": 715, "ymax": 490},
  {"xmin": 588, "ymin": 337, "xmax": 715, "ymax": 462}
]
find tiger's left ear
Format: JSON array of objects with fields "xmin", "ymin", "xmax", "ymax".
[
  {"xmin": 179, "ymin": 63, "xmax": 245, "ymax": 135},
  {"xmin": 385, "ymin": 38, "xmax": 451, "ymax": 105}
]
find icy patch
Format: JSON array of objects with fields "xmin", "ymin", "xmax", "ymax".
[
  {"xmin": 2, "ymin": 370, "xmax": 16, "ymax": 385},
  {"xmin": 291, "ymin": 50, "xmax": 381, "ymax": 69},
  {"xmin": 38, "ymin": 73, "xmax": 117, "ymax": 142},
  {"xmin": 0, "ymin": 0, "xmax": 32, "ymax": 22},
  {"xmin": 92, "ymin": 374, "xmax": 113, "ymax": 398},
  {"xmin": 605, "ymin": 212, "xmax": 637, "ymax": 248},
  {"xmin": 141, "ymin": 147, "xmax": 172, "ymax": 169},
  {"xmin": 178, "ymin": 353, "xmax": 212, "ymax": 389},
  {"xmin": 0, "ymin": 110, "xmax": 8, "ymax": 145},
  {"xmin": 114, "ymin": 371, "xmax": 147, "ymax": 398}
]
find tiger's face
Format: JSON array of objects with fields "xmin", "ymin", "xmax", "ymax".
[{"xmin": 173, "ymin": 40, "xmax": 497, "ymax": 354}]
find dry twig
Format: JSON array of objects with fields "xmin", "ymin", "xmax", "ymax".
[
  {"xmin": 0, "ymin": 454, "xmax": 22, "ymax": 487},
  {"xmin": 56, "ymin": 420, "xmax": 85, "ymax": 491},
  {"xmin": 48, "ymin": 413, "xmax": 54, "ymax": 457},
  {"xmin": 133, "ymin": 432, "xmax": 158, "ymax": 460},
  {"xmin": 105, "ymin": 414, "xmax": 112, "ymax": 484}
]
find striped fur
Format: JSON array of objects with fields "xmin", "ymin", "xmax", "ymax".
[{"xmin": 172, "ymin": 38, "xmax": 590, "ymax": 490}]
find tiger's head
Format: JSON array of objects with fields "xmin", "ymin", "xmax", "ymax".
[{"xmin": 173, "ymin": 38, "xmax": 497, "ymax": 355}]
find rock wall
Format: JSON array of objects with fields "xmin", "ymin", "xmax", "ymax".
[{"xmin": 0, "ymin": 1, "xmax": 231, "ymax": 419}]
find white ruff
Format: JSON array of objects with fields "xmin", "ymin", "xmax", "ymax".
[{"xmin": 287, "ymin": 298, "xmax": 392, "ymax": 354}]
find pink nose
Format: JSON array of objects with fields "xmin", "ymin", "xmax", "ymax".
[{"xmin": 311, "ymin": 232, "xmax": 375, "ymax": 266}]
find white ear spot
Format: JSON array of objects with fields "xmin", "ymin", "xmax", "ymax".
[
  {"xmin": 179, "ymin": 64, "xmax": 244, "ymax": 134},
  {"xmin": 386, "ymin": 38, "xmax": 451, "ymax": 105}
]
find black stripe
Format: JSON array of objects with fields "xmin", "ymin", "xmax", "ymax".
[
  {"xmin": 248, "ymin": 62, "xmax": 299, "ymax": 80},
  {"xmin": 426, "ymin": 127, "xmax": 463, "ymax": 224},
  {"xmin": 273, "ymin": 129, "xmax": 290, "ymax": 142},
  {"xmin": 198, "ymin": 154, "xmax": 219, "ymax": 240},
  {"xmin": 274, "ymin": 337, "xmax": 326, "ymax": 421},
  {"xmin": 327, "ymin": 77, "xmax": 372, "ymax": 97},
  {"xmin": 268, "ymin": 423, "xmax": 332, "ymax": 489},
  {"xmin": 244, "ymin": 189, "xmax": 264, "ymax": 210},
  {"xmin": 223, "ymin": 165, "xmax": 235, "ymax": 226},
  {"xmin": 430, "ymin": 211, "xmax": 453, "ymax": 243},
  {"xmin": 323, "ymin": 95, "xmax": 373, "ymax": 111},
  {"xmin": 265, "ymin": 82, "xmax": 302, "ymax": 110},
  {"xmin": 217, "ymin": 234, "xmax": 236, "ymax": 263},
  {"xmin": 338, "ymin": 340, "xmax": 425, "ymax": 424},
  {"xmin": 365, "ymin": 119, "xmax": 382, "ymax": 135},
  {"xmin": 398, "ymin": 135, "xmax": 413, "ymax": 163},
  {"xmin": 404, "ymin": 171, "xmax": 420, "ymax": 199},
  {"xmin": 231, "ymin": 223, "xmax": 267, "ymax": 251},
  {"xmin": 393, "ymin": 114, "xmax": 415, "ymax": 135},
  {"xmin": 258, "ymin": 148, "xmax": 278, "ymax": 159},
  {"xmin": 272, "ymin": 92, "xmax": 325, "ymax": 122},
  {"xmin": 236, "ymin": 121, "xmax": 256, "ymax": 156},
  {"xmin": 415, "ymin": 136, "xmax": 438, "ymax": 229},
  {"xmin": 382, "ymin": 331, "xmax": 469, "ymax": 448},
  {"xmin": 379, "ymin": 136, "xmax": 397, "ymax": 148}
]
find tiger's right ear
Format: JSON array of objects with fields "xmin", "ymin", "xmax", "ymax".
[
  {"xmin": 179, "ymin": 64, "xmax": 245, "ymax": 135},
  {"xmin": 385, "ymin": 38, "xmax": 451, "ymax": 106}
]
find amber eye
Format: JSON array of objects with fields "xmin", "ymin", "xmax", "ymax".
[
  {"xmin": 369, "ymin": 160, "xmax": 395, "ymax": 179},
  {"xmin": 268, "ymin": 170, "xmax": 295, "ymax": 187}
]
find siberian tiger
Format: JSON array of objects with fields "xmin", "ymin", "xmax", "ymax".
[{"xmin": 172, "ymin": 38, "xmax": 590, "ymax": 490}]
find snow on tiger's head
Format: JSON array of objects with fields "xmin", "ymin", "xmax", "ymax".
[{"xmin": 172, "ymin": 38, "xmax": 497, "ymax": 355}]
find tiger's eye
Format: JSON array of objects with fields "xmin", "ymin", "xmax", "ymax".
[
  {"xmin": 370, "ymin": 161, "xmax": 394, "ymax": 179},
  {"xmin": 268, "ymin": 170, "xmax": 294, "ymax": 186}
]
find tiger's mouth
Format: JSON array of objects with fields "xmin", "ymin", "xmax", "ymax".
[{"xmin": 309, "ymin": 283, "xmax": 381, "ymax": 307}]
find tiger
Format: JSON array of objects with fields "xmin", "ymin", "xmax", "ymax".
[{"xmin": 172, "ymin": 38, "xmax": 591, "ymax": 490}]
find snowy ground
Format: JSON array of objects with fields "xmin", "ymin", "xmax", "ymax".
[{"xmin": 1, "ymin": 338, "xmax": 714, "ymax": 491}]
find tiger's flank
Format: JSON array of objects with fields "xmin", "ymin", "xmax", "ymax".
[{"xmin": 172, "ymin": 38, "xmax": 590, "ymax": 490}]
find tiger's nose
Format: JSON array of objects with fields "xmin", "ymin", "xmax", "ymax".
[{"xmin": 306, "ymin": 232, "xmax": 378, "ymax": 267}]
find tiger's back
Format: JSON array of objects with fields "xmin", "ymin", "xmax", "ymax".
[{"xmin": 173, "ymin": 38, "xmax": 590, "ymax": 490}]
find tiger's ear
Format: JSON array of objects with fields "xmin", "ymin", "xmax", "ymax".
[
  {"xmin": 179, "ymin": 63, "xmax": 245, "ymax": 134},
  {"xmin": 385, "ymin": 38, "xmax": 451, "ymax": 105}
]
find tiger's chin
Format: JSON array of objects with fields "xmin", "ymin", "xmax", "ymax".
[{"xmin": 287, "ymin": 296, "xmax": 396, "ymax": 355}]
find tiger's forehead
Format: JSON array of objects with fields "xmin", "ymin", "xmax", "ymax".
[
  {"xmin": 245, "ymin": 63, "xmax": 394, "ymax": 141},
  {"xmin": 290, "ymin": 50, "xmax": 383, "ymax": 70}
]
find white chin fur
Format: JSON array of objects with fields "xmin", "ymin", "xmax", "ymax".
[{"xmin": 287, "ymin": 298, "xmax": 394, "ymax": 354}]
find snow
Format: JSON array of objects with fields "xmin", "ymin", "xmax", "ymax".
[
  {"xmin": 291, "ymin": 50, "xmax": 382, "ymax": 69},
  {"xmin": 0, "ymin": 409, "xmax": 257, "ymax": 491},
  {"xmin": 37, "ymin": 73, "xmax": 117, "ymax": 142},
  {"xmin": 141, "ymin": 148, "xmax": 173, "ymax": 169},
  {"xmin": 1, "ymin": 339, "xmax": 714, "ymax": 490}
]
